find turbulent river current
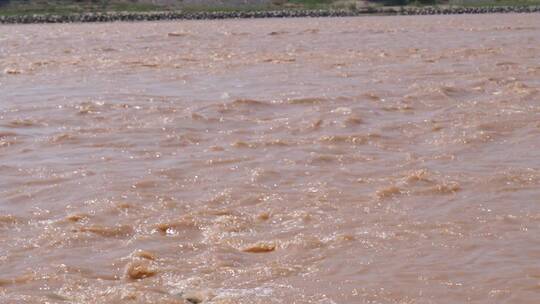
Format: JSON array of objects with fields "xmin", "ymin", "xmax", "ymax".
[{"xmin": 1, "ymin": 14, "xmax": 539, "ymax": 303}]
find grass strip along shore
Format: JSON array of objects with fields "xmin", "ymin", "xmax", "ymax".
[{"xmin": 1, "ymin": 0, "xmax": 540, "ymax": 23}]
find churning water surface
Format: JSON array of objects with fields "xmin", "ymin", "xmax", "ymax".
[{"xmin": 0, "ymin": 14, "xmax": 540, "ymax": 303}]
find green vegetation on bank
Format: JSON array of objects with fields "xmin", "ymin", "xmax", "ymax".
[
  {"xmin": 0, "ymin": 0, "xmax": 539, "ymax": 16},
  {"xmin": 455, "ymin": 0, "xmax": 540, "ymax": 7},
  {"xmin": 287, "ymin": 0, "xmax": 333, "ymax": 9},
  {"xmin": 374, "ymin": 0, "xmax": 540, "ymax": 6},
  {"xmin": 0, "ymin": 1, "xmax": 164, "ymax": 16}
]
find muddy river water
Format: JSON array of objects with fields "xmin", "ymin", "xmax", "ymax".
[{"xmin": 0, "ymin": 14, "xmax": 539, "ymax": 303}]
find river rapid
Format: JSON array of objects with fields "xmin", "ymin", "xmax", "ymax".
[{"xmin": 1, "ymin": 14, "xmax": 539, "ymax": 303}]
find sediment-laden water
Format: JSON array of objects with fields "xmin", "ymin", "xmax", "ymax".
[{"xmin": 0, "ymin": 14, "xmax": 539, "ymax": 303}]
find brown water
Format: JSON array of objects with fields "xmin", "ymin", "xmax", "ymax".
[{"xmin": 1, "ymin": 14, "xmax": 540, "ymax": 303}]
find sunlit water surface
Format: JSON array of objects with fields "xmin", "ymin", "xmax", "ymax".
[{"xmin": 1, "ymin": 14, "xmax": 539, "ymax": 303}]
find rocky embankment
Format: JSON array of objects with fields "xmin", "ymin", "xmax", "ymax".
[{"xmin": 1, "ymin": 6, "xmax": 539, "ymax": 24}]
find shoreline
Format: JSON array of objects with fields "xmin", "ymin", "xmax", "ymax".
[{"xmin": 1, "ymin": 6, "xmax": 539, "ymax": 24}]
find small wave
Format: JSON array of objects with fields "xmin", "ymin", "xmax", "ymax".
[
  {"xmin": 50, "ymin": 133, "xmax": 80, "ymax": 144},
  {"xmin": 0, "ymin": 274, "xmax": 33, "ymax": 287},
  {"xmin": 261, "ymin": 57, "xmax": 296, "ymax": 63},
  {"xmin": 242, "ymin": 241, "xmax": 276, "ymax": 253},
  {"xmin": 486, "ymin": 169, "xmax": 540, "ymax": 191},
  {"xmin": 319, "ymin": 133, "xmax": 380, "ymax": 145},
  {"xmin": 154, "ymin": 217, "xmax": 199, "ymax": 236},
  {"xmin": 5, "ymin": 119, "xmax": 39, "ymax": 128},
  {"xmin": 24, "ymin": 177, "xmax": 67, "ymax": 187},
  {"xmin": 417, "ymin": 182, "xmax": 461, "ymax": 195},
  {"xmin": 78, "ymin": 224, "xmax": 134, "ymax": 238},
  {"xmin": 0, "ymin": 214, "xmax": 21, "ymax": 228},
  {"xmin": 167, "ymin": 32, "xmax": 190, "ymax": 37},
  {"xmin": 76, "ymin": 101, "xmax": 108, "ymax": 115},
  {"xmin": 65, "ymin": 213, "xmax": 90, "ymax": 223},
  {"xmin": 309, "ymin": 154, "xmax": 340, "ymax": 165},
  {"xmin": 230, "ymin": 99, "xmax": 270, "ymax": 107},
  {"xmin": 3, "ymin": 68, "xmax": 22, "ymax": 75},
  {"xmin": 268, "ymin": 30, "xmax": 288, "ymax": 36},
  {"xmin": 132, "ymin": 180, "xmax": 158, "ymax": 189},
  {"xmin": 0, "ymin": 131, "xmax": 19, "ymax": 147},
  {"xmin": 496, "ymin": 61, "xmax": 519, "ymax": 67},
  {"xmin": 382, "ymin": 103, "xmax": 414, "ymax": 112},
  {"xmin": 286, "ymin": 97, "xmax": 326, "ymax": 105},
  {"xmin": 231, "ymin": 139, "xmax": 293, "ymax": 149},
  {"xmin": 206, "ymin": 157, "xmax": 251, "ymax": 166},
  {"xmin": 374, "ymin": 186, "xmax": 403, "ymax": 199},
  {"xmin": 124, "ymin": 259, "xmax": 158, "ymax": 280},
  {"xmin": 0, "ymin": 131, "xmax": 18, "ymax": 139},
  {"xmin": 298, "ymin": 29, "xmax": 319, "ymax": 34},
  {"xmin": 360, "ymin": 92, "xmax": 383, "ymax": 101}
]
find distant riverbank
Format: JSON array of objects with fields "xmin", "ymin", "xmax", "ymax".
[{"xmin": 1, "ymin": 5, "xmax": 539, "ymax": 24}]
